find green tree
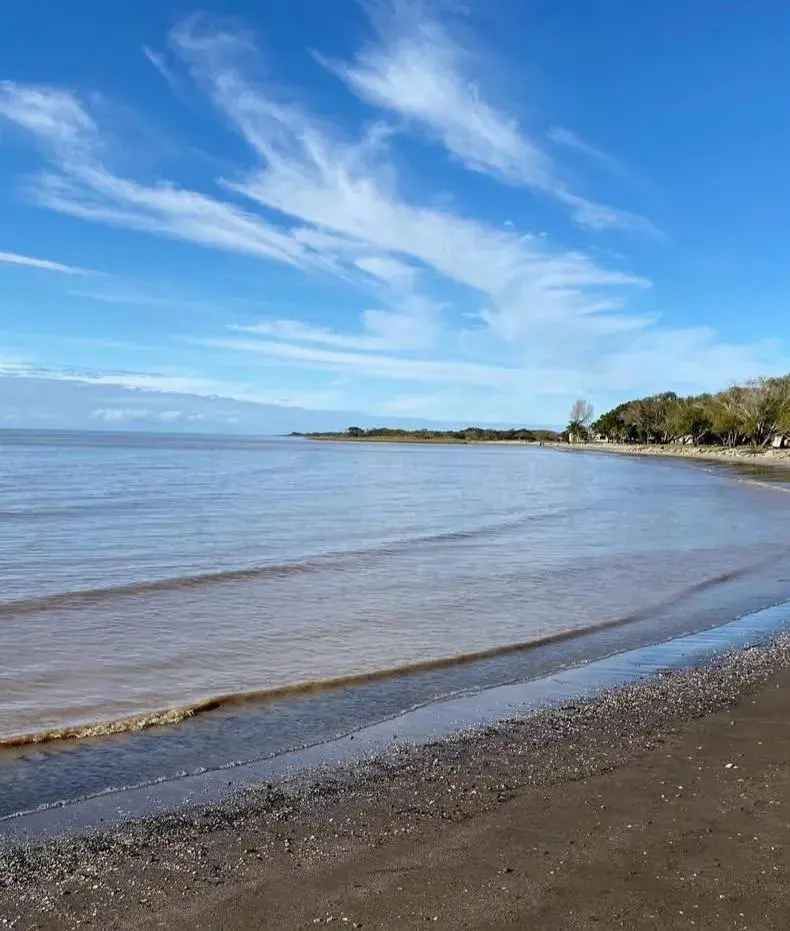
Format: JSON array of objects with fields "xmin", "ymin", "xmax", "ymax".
[
  {"xmin": 708, "ymin": 387, "xmax": 746, "ymax": 447},
  {"xmin": 591, "ymin": 402, "xmax": 635, "ymax": 442},
  {"xmin": 737, "ymin": 377, "xmax": 790, "ymax": 446},
  {"xmin": 663, "ymin": 396, "xmax": 712, "ymax": 443}
]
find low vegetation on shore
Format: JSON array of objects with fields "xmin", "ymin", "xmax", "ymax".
[
  {"xmin": 591, "ymin": 376, "xmax": 790, "ymax": 447},
  {"xmin": 303, "ymin": 426, "xmax": 561, "ymax": 443}
]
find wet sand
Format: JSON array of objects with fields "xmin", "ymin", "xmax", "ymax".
[{"xmin": 3, "ymin": 636, "xmax": 790, "ymax": 930}]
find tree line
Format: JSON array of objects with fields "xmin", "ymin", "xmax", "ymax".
[
  {"xmin": 311, "ymin": 426, "xmax": 561, "ymax": 443},
  {"xmin": 588, "ymin": 376, "xmax": 790, "ymax": 447}
]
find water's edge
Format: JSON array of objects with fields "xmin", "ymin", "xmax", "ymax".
[
  {"xmin": 2, "ymin": 561, "xmax": 763, "ymax": 749},
  {"xmin": 3, "ymin": 598, "xmax": 790, "ymax": 844},
  {"xmin": 6, "ymin": 448, "xmax": 790, "ymax": 841}
]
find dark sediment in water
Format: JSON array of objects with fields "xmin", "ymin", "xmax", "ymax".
[
  {"xmin": 4, "ymin": 560, "xmax": 790, "ymax": 827},
  {"xmin": 2, "ymin": 598, "xmax": 790, "ymax": 838},
  {"xmin": 3, "ymin": 632, "xmax": 790, "ymax": 930}
]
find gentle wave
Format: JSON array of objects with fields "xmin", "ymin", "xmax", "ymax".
[
  {"xmin": 0, "ymin": 505, "xmax": 587, "ymax": 615},
  {"xmin": 733, "ymin": 475, "xmax": 790, "ymax": 495},
  {"xmin": 0, "ymin": 563, "xmax": 763, "ymax": 749}
]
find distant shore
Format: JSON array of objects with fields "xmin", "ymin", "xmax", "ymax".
[
  {"xmin": 4, "ymin": 635, "xmax": 790, "ymax": 929},
  {"xmin": 303, "ymin": 427, "xmax": 559, "ymax": 444},
  {"xmin": 308, "ymin": 433, "xmax": 474, "ymax": 444}
]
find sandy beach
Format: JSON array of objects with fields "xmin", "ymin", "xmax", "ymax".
[
  {"xmin": 554, "ymin": 441, "xmax": 790, "ymax": 468},
  {"xmin": 3, "ymin": 635, "xmax": 790, "ymax": 930}
]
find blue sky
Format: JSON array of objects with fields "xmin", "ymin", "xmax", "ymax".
[{"xmin": 2, "ymin": 0, "xmax": 790, "ymax": 432}]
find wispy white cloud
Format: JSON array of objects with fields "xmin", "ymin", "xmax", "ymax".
[
  {"xmin": 156, "ymin": 19, "xmax": 653, "ymax": 362},
  {"xmin": 8, "ymin": 359, "xmax": 367, "ymax": 418},
  {"xmin": 201, "ymin": 334, "xmax": 579, "ymax": 393},
  {"xmin": 0, "ymin": 249, "xmax": 94, "ymax": 275},
  {"xmin": 0, "ymin": 15, "xmax": 783, "ymax": 425},
  {"xmin": 354, "ymin": 255, "xmax": 418, "ymax": 291},
  {"xmin": 161, "ymin": 409, "xmax": 204, "ymax": 422},
  {"xmin": 548, "ymin": 126, "xmax": 651, "ymax": 203},
  {"xmin": 328, "ymin": 10, "xmax": 553, "ymax": 190},
  {"xmin": 175, "ymin": 25, "xmax": 645, "ymax": 326},
  {"xmin": 330, "ymin": 7, "xmax": 653, "ymax": 233},
  {"xmin": 33, "ymin": 165, "xmax": 319, "ymax": 269},
  {"xmin": 60, "ymin": 336, "xmax": 153, "ymax": 352},
  {"xmin": 549, "ymin": 126, "xmax": 617, "ymax": 170},
  {"xmin": 142, "ymin": 46, "xmax": 189, "ymax": 101},
  {"xmin": 0, "ymin": 80, "xmax": 325, "ymax": 270},
  {"xmin": 0, "ymin": 31, "xmax": 648, "ymax": 352},
  {"xmin": 69, "ymin": 287, "xmax": 192, "ymax": 309},
  {"xmin": 0, "ymin": 369, "xmax": 455, "ymax": 431},
  {"xmin": 231, "ymin": 314, "xmax": 423, "ymax": 352},
  {"xmin": 0, "ymin": 81, "xmax": 97, "ymax": 154},
  {"xmin": 0, "ymin": 350, "xmax": 227, "ymax": 398},
  {"xmin": 552, "ymin": 190, "xmax": 657, "ymax": 235},
  {"xmin": 67, "ymin": 368, "xmax": 236, "ymax": 395},
  {"xmin": 89, "ymin": 406, "xmax": 204, "ymax": 423},
  {"xmin": 67, "ymin": 282, "xmax": 253, "ymax": 316},
  {"xmin": 90, "ymin": 406, "xmax": 151, "ymax": 422},
  {"xmin": 588, "ymin": 327, "xmax": 785, "ymax": 395}
]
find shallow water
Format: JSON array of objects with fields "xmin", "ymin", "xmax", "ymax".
[
  {"xmin": 3, "ymin": 430, "xmax": 790, "ymax": 745},
  {"xmin": 4, "ymin": 601, "xmax": 790, "ymax": 838}
]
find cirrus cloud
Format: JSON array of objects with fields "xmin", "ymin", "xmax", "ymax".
[
  {"xmin": 0, "ymin": 249, "xmax": 95, "ymax": 275},
  {"xmin": 0, "ymin": 7, "xmax": 783, "ymax": 427}
]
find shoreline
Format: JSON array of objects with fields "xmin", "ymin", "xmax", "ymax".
[
  {"xmin": 6, "ymin": 443, "xmax": 790, "ymax": 928},
  {"xmin": 555, "ymin": 440, "xmax": 790, "ymax": 468},
  {"xmin": 10, "ymin": 439, "xmax": 788, "ymax": 755},
  {"xmin": 4, "ymin": 634, "xmax": 790, "ymax": 929},
  {"xmin": 308, "ymin": 434, "xmax": 473, "ymax": 444},
  {"xmin": 3, "ymin": 600, "xmax": 742, "ymax": 752},
  {"xmin": 309, "ymin": 432, "xmax": 790, "ymax": 469}
]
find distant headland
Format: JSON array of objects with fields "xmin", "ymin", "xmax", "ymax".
[{"xmin": 300, "ymin": 426, "xmax": 561, "ymax": 444}]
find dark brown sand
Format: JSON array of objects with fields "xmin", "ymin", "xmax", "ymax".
[{"xmin": 3, "ymin": 638, "xmax": 790, "ymax": 930}]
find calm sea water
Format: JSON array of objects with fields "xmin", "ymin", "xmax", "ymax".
[{"xmin": 3, "ymin": 430, "xmax": 790, "ymax": 745}]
